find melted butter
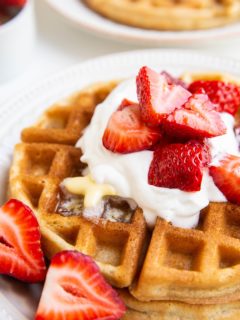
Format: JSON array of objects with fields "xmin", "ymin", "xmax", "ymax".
[{"xmin": 62, "ymin": 175, "xmax": 116, "ymax": 207}]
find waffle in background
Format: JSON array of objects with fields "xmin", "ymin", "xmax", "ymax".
[{"xmin": 83, "ymin": 0, "xmax": 240, "ymax": 31}]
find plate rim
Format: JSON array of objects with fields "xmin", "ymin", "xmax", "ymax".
[{"xmin": 43, "ymin": 0, "xmax": 240, "ymax": 44}]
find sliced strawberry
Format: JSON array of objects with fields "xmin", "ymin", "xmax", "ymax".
[
  {"xmin": 162, "ymin": 93, "xmax": 226, "ymax": 139},
  {"xmin": 35, "ymin": 251, "xmax": 126, "ymax": 320},
  {"xmin": 210, "ymin": 154, "xmax": 240, "ymax": 205},
  {"xmin": 0, "ymin": 199, "xmax": 46, "ymax": 282},
  {"xmin": 189, "ymin": 80, "xmax": 240, "ymax": 116},
  {"xmin": 102, "ymin": 103, "xmax": 162, "ymax": 153},
  {"xmin": 136, "ymin": 66, "xmax": 191, "ymax": 126},
  {"xmin": 160, "ymin": 71, "xmax": 187, "ymax": 88},
  {"xmin": 148, "ymin": 140, "xmax": 210, "ymax": 192}
]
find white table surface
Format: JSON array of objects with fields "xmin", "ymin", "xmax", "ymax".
[{"xmin": 0, "ymin": 0, "xmax": 240, "ymax": 105}]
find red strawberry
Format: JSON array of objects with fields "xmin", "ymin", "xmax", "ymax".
[
  {"xmin": 35, "ymin": 251, "xmax": 126, "ymax": 320},
  {"xmin": 210, "ymin": 154, "xmax": 240, "ymax": 205},
  {"xmin": 148, "ymin": 140, "xmax": 210, "ymax": 192},
  {"xmin": 102, "ymin": 102, "xmax": 162, "ymax": 153},
  {"xmin": 188, "ymin": 80, "xmax": 240, "ymax": 116},
  {"xmin": 0, "ymin": 199, "xmax": 46, "ymax": 282},
  {"xmin": 136, "ymin": 66, "xmax": 191, "ymax": 126},
  {"xmin": 162, "ymin": 93, "xmax": 226, "ymax": 139},
  {"xmin": 0, "ymin": 0, "xmax": 26, "ymax": 7}
]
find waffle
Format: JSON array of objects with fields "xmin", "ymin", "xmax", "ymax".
[
  {"xmin": 10, "ymin": 82, "xmax": 148, "ymax": 288},
  {"xmin": 119, "ymin": 289, "xmax": 240, "ymax": 320},
  {"xmin": 83, "ymin": 0, "xmax": 240, "ymax": 31},
  {"xmin": 130, "ymin": 202, "xmax": 240, "ymax": 304},
  {"xmin": 8, "ymin": 73, "xmax": 240, "ymax": 310}
]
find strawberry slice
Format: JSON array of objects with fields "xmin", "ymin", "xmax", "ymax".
[
  {"xmin": 210, "ymin": 154, "xmax": 240, "ymax": 205},
  {"xmin": 148, "ymin": 140, "xmax": 210, "ymax": 192},
  {"xmin": 0, "ymin": 199, "xmax": 46, "ymax": 282},
  {"xmin": 136, "ymin": 66, "xmax": 191, "ymax": 126},
  {"xmin": 102, "ymin": 102, "xmax": 162, "ymax": 153},
  {"xmin": 162, "ymin": 93, "xmax": 226, "ymax": 139},
  {"xmin": 35, "ymin": 251, "xmax": 126, "ymax": 320},
  {"xmin": 188, "ymin": 80, "xmax": 240, "ymax": 116}
]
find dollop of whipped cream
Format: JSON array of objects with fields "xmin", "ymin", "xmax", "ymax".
[{"xmin": 77, "ymin": 78, "xmax": 239, "ymax": 228}]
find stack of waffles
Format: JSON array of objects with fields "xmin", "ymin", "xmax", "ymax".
[
  {"xmin": 83, "ymin": 0, "xmax": 240, "ymax": 30},
  {"xmin": 8, "ymin": 73, "xmax": 240, "ymax": 319}
]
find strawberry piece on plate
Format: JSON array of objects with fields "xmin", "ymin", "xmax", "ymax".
[
  {"xmin": 148, "ymin": 140, "xmax": 210, "ymax": 192},
  {"xmin": 162, "ymin": 93, "xmax": 226, "ymax": 139},
  {"xmin": 102, "ymin": 102, "xmax": 162, "ymax": 153},
  {"xmin": 35, "ymin": 251, "xmax": 126, "ymax": 320},
  {"xmin": 189, "ymin": 80, "xmax": 240, "ymax": 116},
  {"xmin": 0, "ymin": 199, "xmax": 46, "ymax": 282},
  {"xmin": 136, "ymin": 66, "xmax": 191, "ymax": 126},
  {"xmin": 210, "ymin": 154, "xmax": 240, "ymax": 205}
]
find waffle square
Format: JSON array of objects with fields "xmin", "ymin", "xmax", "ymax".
[{"xmin": 130, "ymin": 203, "xmax": 240, "ymax": 304}]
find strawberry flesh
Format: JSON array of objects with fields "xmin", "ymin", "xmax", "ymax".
[
  {"xmin": 162, "ymin": 93, "xmax": 226, "ymax": 139},
  {"xmin": 136, "ymin": 66, "xmax": 191, "ymax": 126},
  {"xmin": 102, "ymin": 101, "xmax": 162, "ymax": 153},
  {"xmin": 210, "ymin": 154, "xmax": 240, "ymax": 205},
  {"xmin": 35, "ymin": 251, "xmax": 126, "ymax": 320},
  {"xmin": 189, "ymin": 80, "xmax": 240, "ymax": 116},
  {"xmin": 148, "ymin": 140, "xmax": 210, "ymax": 192},
  {"xmin": 0, "ymin": 199, "xmax": 46, "ymax": 282}
]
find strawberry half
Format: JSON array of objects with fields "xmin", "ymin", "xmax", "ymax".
[
  {"xmin": 148, "ymin": 140, "xmax": 210, "ymax": 192},
  {"xmin": 0, "ymin": 199, "xmax": 46, "ymax": 282},
  {"xmin": 136, "ymin": 66, "xmax": 191, "ymax": 126},
  {"xmin": 162, "ymin": 93, "xmax": 226, "ymax": 140},
  {"xmin": 210, "ymin": 154, "xmax": 240, "ymax": 205},
  {"xmin": 102, "ymin": 102, "xmax": 162, "ymax": 153},
  {"xmin": 35, "ymin": 251, "xmax": 126, "ymax": 320},
  {"xmin": 189, "ymin": 80, "xmax": 240, "ymax": 116}
]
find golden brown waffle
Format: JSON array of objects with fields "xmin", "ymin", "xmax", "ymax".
[
  {"xmin": 83, "ymin": 0, "xmax": 240, "ymax": 31},
  {"xmin": 8, "ymin": 74, "xmax": 240, "ymax": 310},
  {"xmin": 130, "ymin": 202, "xmax": 240, "ymax": 304},
  {"xmin": 9, "ymin": 82, "xmax": 147, "ymax": 289},
  {"xmin": 119, "ymin": 289, "xmax": 240, "ymax": 320},
  {"xmin": 21, "ymin": 82, "xmax": 118, "ymax": 145}
]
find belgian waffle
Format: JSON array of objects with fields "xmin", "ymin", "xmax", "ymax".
[
  {"xmin": 8, "ymin": 73, "xmax": 240, "ymax": 313},
  {"xmin": 119, "ymin": 289, "xmax": 240, "ymax": 320},
  {"xmin": 83, "ymin": 0, "xmax": 240, "ymax": 31},
  {"xmin": 9, "ymin": 82, "xmax": 147, "ymax": 289}
]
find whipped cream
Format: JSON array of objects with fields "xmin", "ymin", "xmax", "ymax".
[{"xmin": 78, "ymin": 78, "xmax": 239, "ymax": 228}]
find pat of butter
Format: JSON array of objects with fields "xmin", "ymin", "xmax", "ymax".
[{"xmin": 62, "ymin": 175, "xmax": 116, "ymax": 208}]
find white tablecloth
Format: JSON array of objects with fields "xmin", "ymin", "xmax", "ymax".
[{"xmin": 0, "ymin": 0, "xmax": 240, "ymax": 105}]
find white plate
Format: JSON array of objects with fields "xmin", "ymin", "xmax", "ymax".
[
  {"xmin": 1, "ymin": 49, "xmax": 240, "ymax": 319},
  {"xmin": 44, "ymin": 0, "xmax": 240, "ymax": 45}
]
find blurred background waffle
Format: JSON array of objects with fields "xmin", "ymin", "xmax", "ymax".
[
  {"xmin": 83, "ymin": 0, "xmax": 240, "ymax": 31},
  {"xmin": 8, "ymin": 73, "xmax": 240, "ymax": 318}
]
